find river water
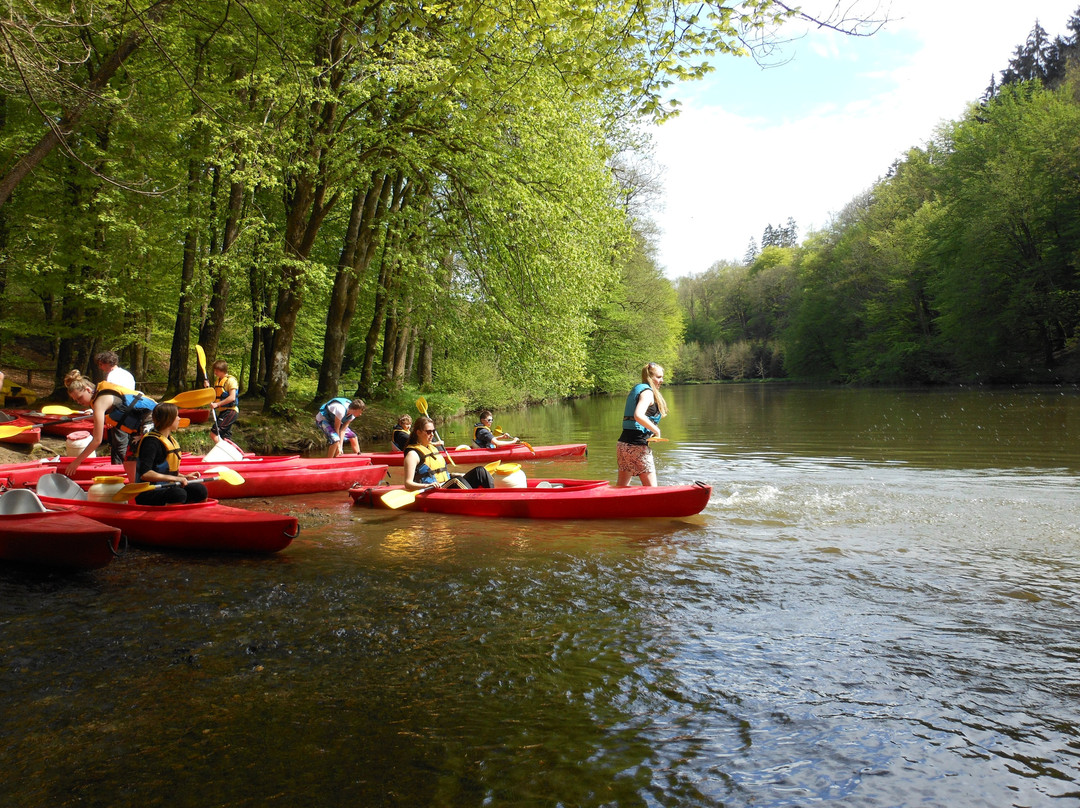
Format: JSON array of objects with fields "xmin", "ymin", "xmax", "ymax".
[{"xmin": 1, "ymin": 384, "xmax": 1078, "ymax": 807}]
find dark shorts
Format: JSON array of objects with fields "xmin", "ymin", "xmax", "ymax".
[{"xmin": 211, "ymin": 408, "xmax": 238, "ymax": 439}]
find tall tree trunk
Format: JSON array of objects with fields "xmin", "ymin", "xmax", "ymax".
[
  {"xmin": 198, "ymin": 169, "xmax": 244, "ymax": 357},
  {"xmin": 166, "ymin": 159, "xmax": 202, "ymax": 396},
  {"xmin": 315, "ymin": 174, "xmax": 391, "ymax": 402}
]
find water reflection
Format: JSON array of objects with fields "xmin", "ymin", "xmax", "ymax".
[{"xmin": 1, "ymin": 385, "xmax": 1079, "ymax": 806}]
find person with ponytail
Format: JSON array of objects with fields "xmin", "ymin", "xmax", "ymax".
[
  {"xmin": 63, "ymin": 369, "xmax": 157, "ymax": 481},
  {"xmin": 615, "ymin": 362, "xmax": 668, "ymax": 487}
]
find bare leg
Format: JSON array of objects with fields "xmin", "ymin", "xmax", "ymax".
[{"xmin": 615, "ymin": 470, "xmax": 635, "ymax": 487}]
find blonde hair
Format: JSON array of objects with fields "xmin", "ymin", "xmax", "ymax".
[
  {"xmin": 643, "ymin": 363, "xmax": 668, "ymax": 417},
  {"xmin": 64, "ymin": 369, "xmax": 96, "ymax": 396}
]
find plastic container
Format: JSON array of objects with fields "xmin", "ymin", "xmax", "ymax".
[
  {"xmin": 88, "ymin": 476, "xmax": 127, "ymax": 502},
  {"xmin": 66, "ymin": 430, "xmax": 94, "ymax": 457},
  {"xmin": 493, "ymin": 465, "xmax": 526, "ymax": 489}
]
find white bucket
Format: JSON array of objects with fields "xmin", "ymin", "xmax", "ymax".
[
  {"xmin": 203, "ymin": 438, "xmax": 244, "ymax": 462},
  {"xmin": 493, "ymin": 466, "xmax": 526, "ymax": 489},
  {"xmin": 87, "ymin": 475, "xmax": 126, "ymax": 502},
  {"xmin": 66, "ymin": 430, "xmax": 94, "ymax": 457}
]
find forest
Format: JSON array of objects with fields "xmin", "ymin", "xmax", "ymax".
[
  {"xmin": 2, "ymin": 0, "xmax": 887, "ymax": 414},
  {"xmin": 677, "ymin": 9, "xmax": 1080, "ymax": 385}
]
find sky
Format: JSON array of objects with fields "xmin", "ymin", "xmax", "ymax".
[{"xmin": 650, "ymin": 0, "xmax": 1080, "ymax": 277}]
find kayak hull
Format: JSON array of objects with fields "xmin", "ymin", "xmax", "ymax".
[
  {"xmin": 349, "ymin": 479, "xmax": 712, "ymax": 519},
  {"xmin": 360, "ymin": 443, "xmax": 588, "ymax": 467},
  {"xmin": 38, "ymin": 496, "xmax": 299, "ymax": 553},
  {"xmin": 0, "ymin": 510, "xmax": 121, "ymax": 570},
  {"xmin": 4, "ymin": 455, "xmax": 384, "ymax": 497},
  {"xmin": 201, "ymin": 460, "xmax": 389, "ymax": 498}
]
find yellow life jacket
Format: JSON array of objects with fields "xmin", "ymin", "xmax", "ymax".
[
  {"xmin": 214, "ymin": 374, "xmax": 239, "ymax": 412},
  {"xmin": 404, "ymin": 443, "xmax": 449, "ymax": 485},
  {"xmin": 138, "ymin": 429, "xmax": 182, "ymax": 475}
]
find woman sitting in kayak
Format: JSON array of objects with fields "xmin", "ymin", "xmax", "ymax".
[
  {"xmin": 471, "ymin": 410, "xmax": 520, "ymax": 449},
  {"xmin": 63, "ymin": 369, "xmax": 156, "ymax": 481},
  {"xmin": 404, "ymin": 416, "xmax": 495, "ymax": 491},
  {"xmin": 134, "ymin": 403, "xmax": 208, "ymax": 506}
]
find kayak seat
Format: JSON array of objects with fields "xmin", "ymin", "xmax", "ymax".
[
  {"xmin": 0, "ymin": 488, "xmax": 49, "ymax": 514},
  {"xmin": 36, "ymin": 473, "xmax": 89, "ymax": 501}
]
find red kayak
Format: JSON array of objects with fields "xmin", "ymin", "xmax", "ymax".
[
  {"xmin": 0, "ymin": 416, "xmax": 41, "ymax": 445},
  {"xmin": 35, "ymin": 474, "xmax": 298, "ymax": 553},
  {"xmin": 0, "ymin": 489, "xmax": 121, "ymax": 570},
  {"xmin": 349, "ymin": 479, "xmax": 712, "ymax": 519},
  {"xmin": 360, "ymin": 442, "xmax": 588, "ymax": 467},
  {"xmin": 200, "ymin": 459, "xmax": 389, "ymax": 499},
  {"xmin": 178, "ymin": 407, "xmax": 211, "ymax": 424},
  {"xmin": 4, "ymin": 455, "xmax": 384, "ymax": 497},
  {"xmin": 9, "ymin": 410, "xmax": 93, "ymax": 437}
]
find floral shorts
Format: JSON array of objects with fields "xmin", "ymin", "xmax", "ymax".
[
  {"xmin": 616, "ymin": 441, "xmax": 654, "ymax": 477},
  {"xmin": 316, "ymin": 417, "xmax": 356, "ymax": 445}
]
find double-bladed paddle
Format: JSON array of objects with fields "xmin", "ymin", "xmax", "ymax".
[
  {"xmin": 415, "ymin": 396, "xmax": 456, "ymax": 466},
  {"xmin": 111, "ymin": 465, "xmax": 245, "ymax": 501},
  {"xmin": 379, "ymin": 475, "xmax": 464, "ymax": 510},
  {"xmin": 493, "ymin": 427, "xmax": 533, "ymax": 453},
  {"xmin": 195, "ymin": 344, "xmax": 218, "ymax": 429}
]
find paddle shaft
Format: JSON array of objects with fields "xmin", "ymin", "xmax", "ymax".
[{"xmin": 195, "ymin": 345, "xmax": 218, "ymax": 427}]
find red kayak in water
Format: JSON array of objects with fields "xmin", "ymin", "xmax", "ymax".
[{"xmin": 349, "ymin": 479, "xmax": 712, "ymax": 519}]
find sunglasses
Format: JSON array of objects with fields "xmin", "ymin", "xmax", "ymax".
[{"xmin": 422, "ymin": 428, "xmax": 436, "ymax": 434}]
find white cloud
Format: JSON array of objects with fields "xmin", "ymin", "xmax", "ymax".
[{"xmin": 650, "ymin": 0, "xmax": 1080, "ymax": 277}]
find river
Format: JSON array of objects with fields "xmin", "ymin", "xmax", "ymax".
[{"xmin": 1, "ymin": 384, "xmax": 1078, "ymax": 807}]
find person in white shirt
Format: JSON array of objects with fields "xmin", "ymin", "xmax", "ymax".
[{"xmin": 95, "ymin": 351, "xmax": 138, "ymax": 463}]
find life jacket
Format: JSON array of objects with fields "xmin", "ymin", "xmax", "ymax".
[
  {"xmin": 214, "ymin": 374, "xmax": 239, "ymax": 412},
  {"xmin": 405, "ymin": 443, "xmax": 449, "ymax": 485},
  {"xmin": 392, "ymin": 427, "xmax": 410, "ymax": 451},
  {"xmin": 94, "ymin": 381, "xmax": 156, "ymax": 434},
  {"xmin": 472, "ymin": 423, "xmax": 495, "ymax": 449},
  {"xmin": 318, "ymin": 397, "xmax": 355, "ymax": 426},
  {"xmin": 622, "ymin": 382, "xmax": 661, "ymax": 434},
  {"xmin": 138, "ymin": 430, "xmax": 182, "ymax": 477}
]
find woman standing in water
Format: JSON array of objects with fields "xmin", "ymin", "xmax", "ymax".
[{"xmin": 616, "ymin": 362, "xmax": 667, "ymax": 487}]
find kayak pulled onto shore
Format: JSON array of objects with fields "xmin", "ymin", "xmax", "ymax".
[
  {"xmin": 0, "ymin": 488, "xmax": 121, "ymax": 570},
  {"xmin": 0, "ymin": 416, "xmax": 42, "ymax": 445},
  {"xmin": 359, "ymin": 442, "xmax": 588, "ymax": 467},
  {"xmin": 35, "ymin": 473, "xmax": 298, "ymax": 553},
  {"xmin": 2, "ymin": 455, "xmax": 389, "ymax": 498},
  {"xmin": 349, "ymin": 479, "xmax": 712, "ymax": 519}
]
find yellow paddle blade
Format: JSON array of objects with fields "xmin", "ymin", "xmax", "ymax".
[
  {"xmin": 0, "ymin": 423, "xmax": 35, "ymax": 439},
  {"xmin": 41, "ymin": 404, "xmax": 84, "ymax": 416},
  {"xmin": 519, "ymin": 441, "xmax": 534, "ymax": 452},
  {"xmin": 178, "ymin": 418, "xmax": 190, "ymax": 428},
  {"xmin": 203, "ymin": 466, "xmax": 245, "ymax": 485},
  {"xmin": 647, "ymin": 436, "xmax": 669, "ymax": 443},
  {"xmin": 415, "ymin": 397, "xmax": 428, "ymax": 415},
  {"xmin": 380, "ymin": 488, "xmax": 419, "ymax": 509},
  {"xmin": 164, "ymin": 388, "xmax": 216, "ymax": 408},
  {"xmin": 195, "ymin": 344, "xmax": 207, "ymax": 374},
  {"xmin": 112, "ymin": 482, "xmax": 155, "ymax": 501}
]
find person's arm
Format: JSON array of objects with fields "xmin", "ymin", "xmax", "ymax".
[
  {"xmin": 402, "ymin": 451, "xmax": 430, "ymax": 491},
  {"xmin": 633, "ymin": 389, "xmax": 661, "ymax": 438},
  {"xmin": 64, "ymin": 401, "xmax": 106, "ymax": 476}
]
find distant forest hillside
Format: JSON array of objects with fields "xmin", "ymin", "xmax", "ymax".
[{"xmin": 676, "ymin": 8, "xmax": 1080, "ymax": 385}]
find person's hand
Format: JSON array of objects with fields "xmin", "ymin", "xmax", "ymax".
[{"xmin": 63, "ymin": 460, "xmax": 80, "ymax": 478}]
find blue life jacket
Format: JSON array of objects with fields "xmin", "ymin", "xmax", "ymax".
[
  {"xmin": 319, "ymin": 397, "xmax": 355, "ymax": 427},
  {"xmin": 622, "ymin": 383, "xmax": 661, "ymax": 434},
  {"xmin": 94, "ymin": 382, "xmax": 156, "ymax": 434}
]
